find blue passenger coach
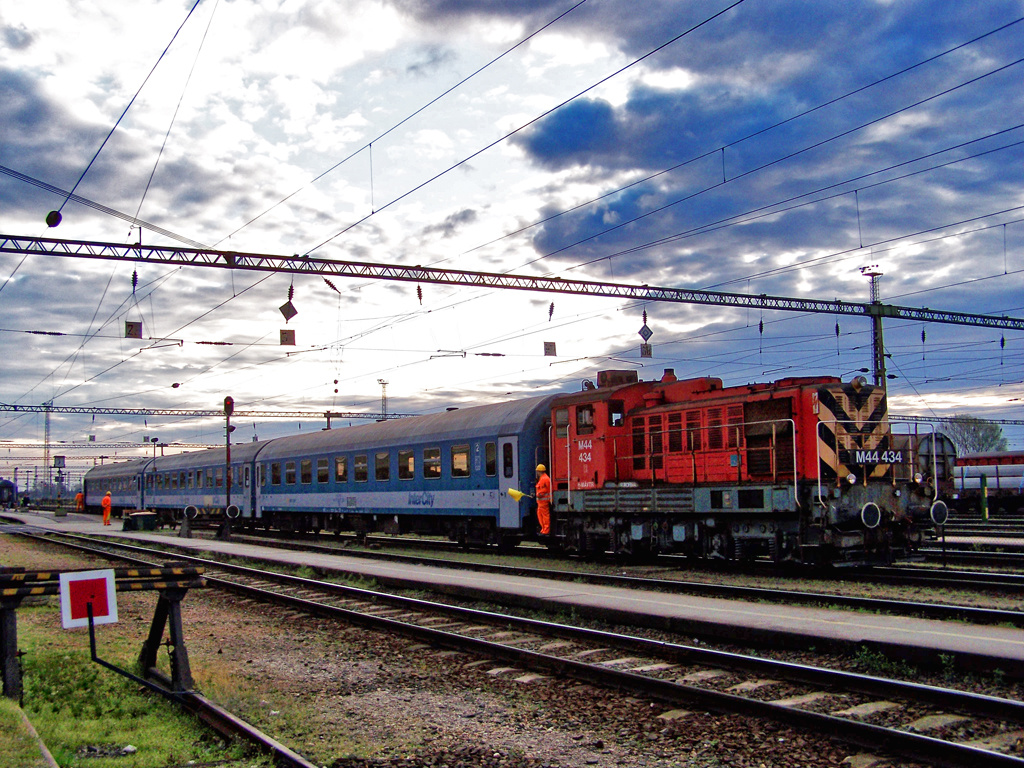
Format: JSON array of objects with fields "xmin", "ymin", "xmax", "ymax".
[
  {"xmin": 252, "ymin": 395, "xmax": 555, "ymax": 547},
  {"xmin": 82, "ymin": 394, "xmax": 555, "ymax": 546}
]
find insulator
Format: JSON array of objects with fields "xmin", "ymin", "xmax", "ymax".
[
  {"xmin": 1001, "ymin": 335, "xmax": 1006, "ymax": 350},
  {"xmin": 835, "ymin": 322, "xmax": 840, "ymax": 337},
  {"xmin": 921, "ymin": 329, "xmax": 926, "ymax": 344},
  {"xmin": 548, "ymin": 302, "xmax": 554, "ymax": 321},
  {"xmin": 324, "ymin": 278, "xmax": 339, "ymax": 294},
  {"xmin": 642, "ymin": 309, "xmax": 647, "ymax": 324},
  {"xmin": 759, "ymin": 318, "xmax": 764, "ymax": 335},
  {"xmin": 418, "ymin": 285, "xmax": 423, "ymax": 305},
  {"xmin": 288, "ymin": 284, "xmax": 295, "ymax": 301},
  {"xmin": 132, "ymin": 270, "xmax": 138, "ymax": 292}
]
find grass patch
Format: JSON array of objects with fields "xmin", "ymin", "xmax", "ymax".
[
  {"xmin": 0, "ymin": 697, "xmax": 49, "ymax": 768},
  {"xmin": 850, "ymin": 645, "xmax": 918, "ymax": 678},
  {"xmin": 14, "ymin": 602, "xmax": 272, "ymax": 768}
]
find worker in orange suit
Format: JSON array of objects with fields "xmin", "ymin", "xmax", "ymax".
[
  {"xmin": 101, "ymin": 491, "xmax": 112, "ymax": 525},
  {"xmin": 74, "ymin": 491, "xmax": 85, "ymax": 512},
  {"xmin": 534, "ymin": 464, "xmax": 551, "ymax": 536}
]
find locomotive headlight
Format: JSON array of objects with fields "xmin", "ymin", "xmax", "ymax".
[
  {"xmin": 914, "ymin": 473, "xmax": 924, "ymax": 484},
  {"xmin": 846, "ymin": 473, "xmax": 857, "ymax": 484}
]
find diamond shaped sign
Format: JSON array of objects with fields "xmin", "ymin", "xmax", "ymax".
[{"xmin": 638, "ymin": 323, "xmax": 653, "ymax": 341}]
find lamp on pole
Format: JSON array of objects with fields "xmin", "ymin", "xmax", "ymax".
[{"xmin": 221, "ymin": 396, "xmax": 235, "ymax": 540}]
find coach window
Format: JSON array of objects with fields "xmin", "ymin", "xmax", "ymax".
[
  {"xmin": 317, "ymin": 458, "xmax": 329, "ymax": 484},
  {"xmin": 335, "ymin": 456, "xmax": 348, "ymax": 482},
  {"xmin": 285, "ymin": 461, "xmax": 296, "ymax": 485},
  {"xmin": 187, "ymin": 471, "xmax": 194, "ymax": 489},
  {"xmin": 485, "ymin": 442, "xmax": 497, "ymax": 477},
  {"xmin": 171, "ymin": 473, "xmax": 177, "ymax": 490},
  {"xmin": 156, "ymin": 474, "xmax": 163, "ymax": 490},
  {"xmin": 451, "ymin": 444, "xmax": 470, "ymax": 478},
  {"xmin": 147, "ymin": 475, "xmax": 154, "ymax": 491},
  {"xmin": 502, "ymin": 443, "xmax": 514, "ymax": 478},
  {"xmin": 259, "ymin": 464, "xmax": 265, "ymax": 487},
  {"xmin": 206, "ymin": 468, "xmax": 214, "ymax": 488},
  {"xmin": 300, "ymin": 459, "xmax": 312, "ymax": 484},
  {"xmin": 179, "ymin": 471, "xmax": 186, "ymax": 489},
  {"xmin": 354, "ymin": 454, "xmax": 368, "ymax": 482},
  {"xmin": 423, "ymin": 447, "xmax": 441, "ymax": 479},
  {"xmin": 375, "ymin": 452, "xmax": 390, "ymax": 481},
  {"xmin": 244, "ymin": 466, "xmax": 250, "ymax": 488},
  {"xmin": 555, "ymin": 408, "xmax": 569, "ymax": 438},
  {"xmin": 609, "ymin": 400, "xmax": 624, "ymax": 428},
  {"xmin": 270, "ymin": 463, "xmax": 281, "ymax": 485},
  {"xmin": 398, "ymin": 449, "xmax": 415, "ymax": 480},
  {"xmin": 576, "ymin": 405, "xmax": 595, "ymax": 435},
  {"xmin": 215, "ymin": 468, "xmax": 224, "ymax": 488}
]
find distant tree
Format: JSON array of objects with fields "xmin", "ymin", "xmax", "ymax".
[{"xmin": 942, "ymin": 414, "xmax": 1008, "ymax": 454}]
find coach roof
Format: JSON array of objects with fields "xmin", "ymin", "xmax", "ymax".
[{"xmin": 256, "ymin": 394, "xmax": 556, "ymax": 461}]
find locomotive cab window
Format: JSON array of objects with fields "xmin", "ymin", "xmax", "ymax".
[
  {"xmin": 555, "ymin": 408, "xmax": 569, "ymax": 438},
  {"xmin": 398, "ymin": 449, "xmax": 415, "ymax": 480},
  {"xmin": 609, "ymin": 400, "xmax": 624, "ymax": 427},
  {"xmin": 576, "ymin": 405, "xmax": 595, "ymax": 435},
  {"xmin": 354, "ymin": 455, "xmax": 368, "ymax": 483},
  {"xmin": 423, "ymin": 447, "xmax": 441, "ymax": 479},
  {"xmin": 451, "ymin": 444, "xmax": 470, "ymax": 478}
]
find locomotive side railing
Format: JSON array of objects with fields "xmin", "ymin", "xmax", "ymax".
[{"xmin": 604, "ymin": 418, "xmax": 798, "ymax": 506}]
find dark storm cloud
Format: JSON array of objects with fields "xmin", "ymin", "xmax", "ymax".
[
  {"xmin": 389, "ymin": 0, "xmax": 568, "ymax": 26},
  {"xmin": 422, "ymin": 207, "xmax": 478, "ymax": 238},
  {"xmin": 503, "ymin": 1, "xmax": 1024, "ymax": 313},
  {"xmin": 406, "ymin": 45, "xmax": 457, "ymax": 77},
  {"xmin": 3, "ymin": 24, "xmax": 33, "ymax": 50}
]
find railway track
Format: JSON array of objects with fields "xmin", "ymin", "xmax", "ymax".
[
  {"xmin": 218, "ymin": 530, "xmax": 1024, "ymax": 627},
  {"xmin": 226, "ymin": 526, "xmax": 1024, "ymax": 597},
  {"xmin": 11, "ymin": 527, "xmax": 1024, "ymax": 767}
]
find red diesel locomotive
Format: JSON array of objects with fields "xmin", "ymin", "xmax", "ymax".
[{"xmin": 545, "ymin": 369, "xmax": 947, "ymax": 564}]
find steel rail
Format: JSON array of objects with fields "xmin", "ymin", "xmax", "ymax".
[
  {"xmin": 23, "ymin": 529, "xmax": 1024, "ymax": 768},
  {"xmin": 1, "ymin": 530, "xmax": 318, "ymax": 768},
  {"xmin": 222, "ymin": 530, "xmax": 1024, "ymax": 626}
]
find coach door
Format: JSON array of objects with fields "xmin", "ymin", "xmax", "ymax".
[{"xmin": 498, "ymin": 437, "xmax": 520, "ymax": 529}]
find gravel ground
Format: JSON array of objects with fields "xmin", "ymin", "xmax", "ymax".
[{"xmin": 0, "ymin": 533, "xmax": 964, "ymax": 768}]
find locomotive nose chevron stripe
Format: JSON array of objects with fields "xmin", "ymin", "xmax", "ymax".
[{"xmin": 817, "ymin": 384, "xmax": 891, "ymax": 480}]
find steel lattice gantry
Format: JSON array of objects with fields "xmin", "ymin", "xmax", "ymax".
[
  {"xmin": 0, "ymin": 403, "xmax": 405, "ymax": 420},
  {"xmin": 4, "ymin": 233, "xmax": 1024, "ymax": 386}
]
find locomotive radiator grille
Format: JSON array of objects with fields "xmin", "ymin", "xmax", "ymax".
[{"xmin": 580, "ymin": 487, "xmax": 695, "ymax": 513}]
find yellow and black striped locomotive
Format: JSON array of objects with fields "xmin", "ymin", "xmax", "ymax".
[{"xmin": 546, "ymin": 370, "xmax": 946, "ymax": 565}]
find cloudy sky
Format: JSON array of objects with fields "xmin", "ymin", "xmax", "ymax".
[{"xmin": 1, "ymin": 0, "xmax": 1023, "ymax": 478}]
